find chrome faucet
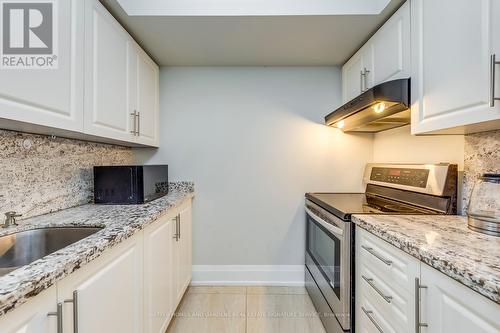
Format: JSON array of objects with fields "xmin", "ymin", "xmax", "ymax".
[{"xmin": 3, "ymin": 211, "xmax": 22, "ymax": 228}]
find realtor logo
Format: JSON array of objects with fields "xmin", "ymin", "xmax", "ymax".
[{"xmin": 1, "ymin": 0, "xmax": 58, "ymax": 69}]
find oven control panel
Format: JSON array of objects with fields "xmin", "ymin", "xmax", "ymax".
[{"xmin": 370, "ymin": 167, "xmax": 429, "ymax": 188}]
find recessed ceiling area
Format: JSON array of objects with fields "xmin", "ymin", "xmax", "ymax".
[{"xmin": 101, "ymin": 0, "xmax": 405, "ymax": 66}]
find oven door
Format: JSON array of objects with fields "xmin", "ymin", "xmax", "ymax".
[{"xmin": 305, "ymin": 201, "xmax": 351, "ymax": 331}]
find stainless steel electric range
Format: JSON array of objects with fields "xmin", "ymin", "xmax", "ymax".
[{"xmin": 304, "ymin": 163, "xmax": 458, "ymax": 333}]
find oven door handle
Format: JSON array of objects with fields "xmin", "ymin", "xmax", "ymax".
[{"xmin": 305, "ymin": 207, "xmax": 344, "ymax": 237}]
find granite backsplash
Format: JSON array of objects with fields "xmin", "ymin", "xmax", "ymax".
[
  {"xmin": 462, "ymin": 129, "xmax": 500, "ymax": 213},
  {"xmin": 0, "ymin": 130, "xmax": 133, "ymax": 220}
]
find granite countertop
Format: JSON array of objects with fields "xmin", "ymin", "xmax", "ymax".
[
  {"xmin": 352, "ymin": 214, "xmax": 500, "ymax": 304},
  {"xmin": 0, "ymin": 182, "xmax": 194, "ymax": 317}
]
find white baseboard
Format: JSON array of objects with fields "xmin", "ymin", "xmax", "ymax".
[{"xmin": 191, "ymin": 265, "xmax": 305, "ymax": 286}]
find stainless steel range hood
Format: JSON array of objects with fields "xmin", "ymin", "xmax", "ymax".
[{"xmin": 325, "ymin": 78, "xmax": 410, "ymax": 132}]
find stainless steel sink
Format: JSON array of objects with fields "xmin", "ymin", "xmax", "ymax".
[{"xmin": 0, "ymin": 227, "xmax": 103, "ymax": 276}]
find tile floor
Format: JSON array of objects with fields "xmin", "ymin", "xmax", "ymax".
[{"xmin": 166, "ymin": 286, "xmax": 327, "ymax": 333}]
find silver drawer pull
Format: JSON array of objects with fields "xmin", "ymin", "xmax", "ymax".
[
  {"xmin": 490, "ymin": 54, "xmax": 500, "ymax": 107},
  {"xmin": 362, "ymin": 306, "xmax": 384, "ymax": 333},
  {"xmin": 47, "ymin": 302, "xmax": 63, "ymax": 333},
  {"xmin": 362, "ymin": 275, "xmax": 393, "ymax": 303},
  {"xmin": 415, "ymin": 278, "xmax": 428, "ymax": 333},
  {"xmin": 64, "ymin": 290, "xmax": 79, "ymax": 333},
  {"xmin": 361, "ymin": 245, "xmax": 392, "ymax": 266}
]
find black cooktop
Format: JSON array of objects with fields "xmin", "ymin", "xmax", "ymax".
[{"xmin": 306, "ymin": 192, "xmax": 436, "ymax": 221}]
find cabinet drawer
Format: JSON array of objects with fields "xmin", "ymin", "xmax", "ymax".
[
  {"xmin": 356, "ymin": 285, "xmax": 400, "ymax": 333},
  {"xmin": 357, "ymin": 261, "xmax": 415, "ymax": 332},
  {"xmin": 357, "ymin": 228, "xmax": 419, "ymax": 294}
]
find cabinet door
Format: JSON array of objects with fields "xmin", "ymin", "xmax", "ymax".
[
  {"xmin": 0, "ymin": 286, "xmax": 57, "ymax": 333},
  {"xmin": 57, "ymin": 234, "xmax": 143, "ymax": 333},
  {"xmin": 421, "ymin": 264, "xmax": 500, "ymax": 333},
  {"xmin": 342, "ymin": 52, "xmax": 364, "ymax": 102},
  {"xmin": 0, "ymin": 0, "xmax": 84, "ymax": 132},
  {"xmin": 372, "ymin": 1, "xmax": 410, "ymax": 86},
  {"xmin": 411, "ymin": 0, "xmax": 500, "ymax": 134},
  {"xmin": 342, "ymin": 45, "xmax": 373, "ymax": 102},
  {"xmin": 179, "ymin": 202, "xmax": 193, "ymax": 293},
  {"xmin": 128, "ymin": 44, "xmax": 160, "ymax": 147},
  {"xmin": 144, "ymin": 215, "xmax": 175, "ymax": 333},
  {"xmin": 83, "ymin": 0, "xmax": 135, "ymax": 142}
]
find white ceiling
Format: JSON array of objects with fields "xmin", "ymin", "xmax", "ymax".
[{"xmin": 101, "ymin": 0, "xmax": 405, "ymax": 66}]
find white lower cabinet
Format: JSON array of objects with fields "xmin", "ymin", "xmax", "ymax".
[
  {"xmin": 0, "ymin": 286, "xmax": 58, "ymax": 333},
  {"xmin": 177, "ymin": 202, "xmax": 193, "ymax": 302},
  {"xmin": 57, "ymin": 232, "xmax": 144, "ymax": 333},
  {"xmin": 356, "ymin": 227, "xmax": 500, "ymax": 333},
  {"xmin": 421, "ymin": 264, "xmax": 500, "ymax": 333},
  {"xmin": 143, "ymin": 214, "xmax": 175, "ymax": 333},
  {"xmin": 0, "ymin": 198, "xmax": 193, "ymax": 333},
  {"xmin": 143, "ymin": 199, "xmax": 193, "ymax": 333}
]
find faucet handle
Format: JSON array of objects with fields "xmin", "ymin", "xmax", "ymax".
[
  {"xmin": 5, "ymin": 211, "xmax": 22, "ymax": 218},
  {"xmin": 4, "ymin": 211, "xmax": 22, "ymax": 227}
]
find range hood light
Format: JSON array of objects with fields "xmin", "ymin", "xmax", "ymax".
[
  {"xmin": 373, "ymin": 102, "xmax": 386, "ymax": 114},
  {"xmin": 324, "ymin": 79, "xmax": 410, "ymax": 133}
]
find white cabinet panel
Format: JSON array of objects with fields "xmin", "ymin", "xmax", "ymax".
[
  {"xmin": 342, "ymin": 48, "xmax": 373, "ymax": 102},
  {"xmin": 0, "ymin": 286, "xmax": 57, "ymax": 333},
  {"xmin": 83, "ymin": 0, "xmax": 134, "ymax": 142},
  {"xmin": 179, "ymin": 202, "xmax": 193, "ymax": 294},
  {"xmin": 356, "ymin": 228, "xmax": 419, "ymax": 333},
  {"xmin": 57, "ymin": 234, "xmax": 143, "ymax": 333},
  {"xmin": 342, "ymin": 52, "xmax": 364, "ymax": 102},
  {"xmin": 421, "ymin": 264, "xmax": 500, "ymax": 333},
  {"xmin": 372, "ymin": 1, "xmax": 410, "ymax": 85},
  {"xmin": 128, "ymin": 44, "xmax": 160, "ymax": 147},
  {"xmin": 172, "ymin": 200, "xmax": 193, "ymax": 304},
  {"xmin": 342, "ymin": 1, "xmax": 409, "ymax": 103},
  {"xmin": 411, "ymin": 0, "xmax": 500, "ymax": 134},
  {"xmin": 144, "ymin": 214, "xmax": 175, "ymax": 333},
  {"xmin": 0, "ymin": 0, "xmax": 84, "ymax": 132}
]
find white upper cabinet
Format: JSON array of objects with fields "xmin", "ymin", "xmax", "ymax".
[
  {"xmin": 83, "ymin": 0, "xmax": 135, "ymax": 142},
  {"xmin": 342, "ymin": 1, "xmax": 410, "ymax": 103},
  {"xmin": 421, "ymin": 264, "xmax": 500, "ymax": 333},
  {"xmin": 342, "ymin": 46, "xmax": 373, "ymax": 102},
  {"xmin": 0, "ymin": 0, "xmax": 84, "ymax": 132},
  {"xmin": 371, "ymin": 1, "xmax": 410, "ymax": 86},
  {"xmin": 0, "ymin": 0, "xmax": 159, "ymax": 147},
  {"xmin": 128, "ymin": 43, "xmax": 160, "ymax": 147},
  {"xmin": 411, "ymin": 0, "xmax": 500, "ymax": 134}
]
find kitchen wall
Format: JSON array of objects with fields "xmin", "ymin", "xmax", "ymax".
[
  {"xmin": 462, "ymin": 130, "xmax": 500, "ymax": 212},
  {"xmin": 0, "ymin": 130, "xmax": 133, "ymax": 220},
  {"xmin": 134, "ymin": 67, "xmax": 374, "ymax": 284}
]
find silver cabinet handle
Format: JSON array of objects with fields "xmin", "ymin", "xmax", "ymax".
[
  {"xmin": 47, "ymin": 302, "xmax": 63, "ymax": 333},
  {"xmin": 130, "ymin": 110, "xmax": 138, "ymax": 135},
  {"xmin": 361, "ymin": 306, "xmax": 384, "ymax": 333},
  {"xmin": 490, "ymin": 54, "xmax": 500, "ymax": 107},
  {"xmin": 360, "ymin": 70, "xmax": 365, "ymax": 92},
  {"xmin": 362, "ymin": 275, "xmax": 392, "ymax": 303},
  {"xmin": 177, "ymin": 214, "xmax": 181, "ymax": 240},
  {"xmin": 415, "ymin": 278, "xmax": 428, "ymax": 333},
  {"xmin": 361, "ymin": 245, "xmax": 392, "ymax": 266},
  {"xmin": 363, "ymin": 68, "xmax": 370, "ymax": 91},
  {"xmin": 137, "ymin": 111, "xmax": 141, "ymax": 136},
  {"xmin": 64, "ymin": 290, "xmax": 79, "ymax": 333},
  {"xmin": 173, "ymin": 215, "xmax": 180, "ymax": 241}
]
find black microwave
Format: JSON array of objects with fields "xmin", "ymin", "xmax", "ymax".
[{"xmin": 93, "ymin": 165, "xmax": 168, "ymax": 204}]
